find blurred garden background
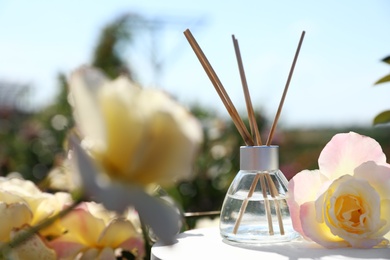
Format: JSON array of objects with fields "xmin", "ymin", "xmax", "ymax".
[{"xmin": 1, "ymin": 1, "xmax": 390, "ymax": 231}]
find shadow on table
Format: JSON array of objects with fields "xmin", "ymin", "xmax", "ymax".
[
  {"xmin": 153, "ymin": 232, "xmax": 205, "ymax": 247},
  {"xmin": 222, "ymin": 238, "xmax": 390, "ymax": 260}
]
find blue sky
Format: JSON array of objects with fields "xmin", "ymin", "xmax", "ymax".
[{"xmin": 0, "ymin": 0, "xmax": 389, "ymax": 128}]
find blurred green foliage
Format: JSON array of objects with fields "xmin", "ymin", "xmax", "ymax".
[
  {"xmin": 0, "ymin": 75, "xmax": 71, "ymax": 181},
  {"xmin": 92, "ymin": 13, "xmax": 143, "ymax": 80},
  {"xmin": 373, "ymin": 55, "xmax": 390, "ymax": 125}
]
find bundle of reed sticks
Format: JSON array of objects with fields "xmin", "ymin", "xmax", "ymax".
[{"xmin": 184, "ymin": 29, "xmax": 305, "ymax": 236}]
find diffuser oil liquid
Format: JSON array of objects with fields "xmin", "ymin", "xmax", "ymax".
[
  {"xmin": 220, "ymin": 192, "xmax": 299, "ymax": 244},
  {"xmin": 219, "ymin": 146, "xmax": 299, "ymax": 244}
]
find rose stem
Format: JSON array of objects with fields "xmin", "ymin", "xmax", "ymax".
[
  {"xmin": 233, "ymin": 173, "xmax": 260, "ymax": 234},
  {"xmin": 265, "ymin": 173, "xmax": 285, "ymax": 235},
  {"xmin": 266, "ymin": 31, "xmax": 305, "ymax": 145},
  {"xmin": 260, "ymin": 173, "xmax": 274, "ymax": 235},
  {"xmin": 232, "ymin": 34, "xmax": 262, "ymax": 146},
  {"xmin": 184, "ymin": 29, "xmax": 254, "ymax": 146}
]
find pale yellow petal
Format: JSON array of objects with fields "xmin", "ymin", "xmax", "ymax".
[
  {"xmin": 376, "ymin": 199, "xmax": 390, "ymax": 237},
  {"xmin": 0, "ymin": 177, "xmax": 42, "ymax": 197},
  {"xmin": 300, "ymin": 201, "xmax": 349, "ymax": 248},
  {"xmin": 69, "ymin": 66, "xmax": 107, "ymax": 143},
  {"xmin": 60, "ymin": 207, "xmax": 106, "ymax": 246},
  {"xmin": 30, "ymin": 196, "xmax": 56, "ymax": 225},
  {"xmin": 85, "ymin": 201, "xmax": 116, "ymax": 225},
  {"xmin": 97, "ymin": 79, "xmax": 144, "ymax": 179},
  {"xmin": 127, "ymin": 112, "xmax": 183, "ymax": 185},
  {"xmin": 70, "ymin": 143, "xmax": 182, "ymax": 244},
  {"xmin": 141, "ymin": 89, "xmax": 203, "ymax": 146},
  {"xmin": 0, "ymin": 190, "xmax": 26, "ymax": 204},
  {"xmin": 0, "ymin": 202, "xmax": 32, "ymax": 242},
  {"xmin": 384, "ymin": 231, "xmax": 390, "ymax": 241},
  {"xmin": 97, "ymin": 218, "xmax": 141, "ymax": 248}
]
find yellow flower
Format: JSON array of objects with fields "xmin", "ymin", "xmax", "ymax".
[
  {"xmin": 49, "ymin": 202, "xmax": 144, "ymax": 259},
  {"xmin": 69, "ymin": 66, "xmax": 203, "ymax": 187},
  {"xmin": 68, "ymin": 66, "xmax": 202, "ymax": 243},
  {"xmin": 0, "ymin": 177, "xmax": 72, "ymax": 237},
  {"xmin": 0, "ymin": 177, "xmax": 72, "ymax": 259}
]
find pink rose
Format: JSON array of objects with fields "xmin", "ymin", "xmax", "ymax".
[{"xmin": 287, "ymin": 132, "xmax": 390, "ymax": 248}]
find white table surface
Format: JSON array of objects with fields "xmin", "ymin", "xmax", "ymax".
[{"xmin": 151, "ymin": 227, "xmax": 390, "ymax": 260}]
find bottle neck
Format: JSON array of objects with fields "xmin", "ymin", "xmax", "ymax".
[{"xmin": 240, "ymin": 145, "xmax": 279, "ymax": 171}]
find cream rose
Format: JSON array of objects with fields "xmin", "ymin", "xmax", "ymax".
[
  {"xmin": 0, "ymin": 177, "xmax": 72, "ymax": 259},
  {"xmin": 49, "ymin": 202, "xmax": 144, "ymax": 259},
  {"xmin": 287, "ymin": 132, "xmax": 390, "ymax": 248},
  {"xmin": 68, "ymin": 66, "xmax": 203, "ymax": 187},
  {"xmin": 67, "ymin": 66, "xmax": 203, "ymax": 244}
]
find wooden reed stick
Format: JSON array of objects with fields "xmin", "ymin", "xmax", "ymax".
[
  {"xmin": 266, "ymin": 31, "xmax": 305, "ymax": 145},
  {"xmin": 232, "ymin": 32, "xmax": 305, "ymax": 235},
  {"xmin": 184, "ymin": 29, "xmax": 254, "ymax": 146},
  {"xmin": 232, "ymin": 35, "xmax": 262, "ymax": 146},
  {"xmin": 233, "ymin": 173, "xmax": 260, "ymax": 234},
  {"xmin": 265, "ymin": 173, "xmax": 285, "ymax": 235},
  {"xmin": 259, "ymin": 173, "xmax": 274, "ymax": 235}
]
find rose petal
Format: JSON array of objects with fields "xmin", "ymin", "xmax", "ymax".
[
  {"xmin": 385, "ymin": 231, "xmax": 390, "ymax": 241},
  {"xmin": 287, "ymin": 169, "xmax": 328, "ymax": 236},
  {"xmin": 119, "ymin": 237, "xmax": 145, "ymax": 258},
  {"xmin": 354, "ymin": 162, "xmax": 390, "ymax": 238},
  {"xmin": 376, "ymin": 199, "xmax": 390, "ymax": 238},
  {"xmin": 49, "ymin": 240, "xmax": 85, "ymax": 259},
  {"xmin": 127, "ymin": 111, "xmax": 191, "ymax": 186},
  {"xmin": 97, "ymin": 218, "xmax": 142, "ymax": 249},
  {"xmin": 84, "ymin": 202, "xmax": 116, "ymax": 224},
  {"xmin": 318, "ymin": 132, "xmax": 386, "ymax": 179},
  {"xmin": 69, "ymin": 66, "xmax": 107, "ymax": 144},
  {"xmin": 97, "ymin": 78, "xmax": 145, "ymax": 181},
  {"xmin": 288, "ymin": 169, "xmax": 328, "ymax": 205},
  {"xmin": 49, "ymin": 206, "xmax": 108, "ymax": 258},
  {"xmin": 300, "ymin": 201, "xmax": 348, "ymax": 248},
  {"xmin": 0, "ymin": 202, "xmax": 32, "ymax": 242},
  {"xmin": 354, "ymin": 162, "xmax": 390, "ymax": 200},
  {"xmin": 72, "ymin": 137, "xmax": 182, "ymax": 244},
  {"xmin": 0, "ymin": 177, "xmax": 42, "ymax": 197},
  {"xmin": 59, "ymin": 207, "xmax": 106, "ymax": 245},
  {"xmin": 320, "ymin": 176, "xmax": 382, "ymax": 240}
]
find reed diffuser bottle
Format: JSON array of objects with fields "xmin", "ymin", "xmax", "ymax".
[
  {"xmin": 184, "ymin": 28, "xmax": 305, "ymax": 244},
  {"xmin": 219, "ymin": 145, "xmax": 298, "ymax": 243}
]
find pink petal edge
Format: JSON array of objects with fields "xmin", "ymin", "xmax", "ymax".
[
  {"xmin": 300, "ymin": 201, "xmax": 348, "ymax": 248},
  {"xmin": 318, "ymin": 132, "xmax": 386, "ymax": 180}
]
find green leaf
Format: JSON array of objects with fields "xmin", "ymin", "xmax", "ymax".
[
  {"xmin": 381, "ymin": 55, "xmax": 390, "ymax": 64},
  {"xmin": 374, "ymin": 74, "xmax": 390, "ymax": 85},
  {"xmin": 373, "ymin": 110, "xmax": 390, "ymax": 125}
]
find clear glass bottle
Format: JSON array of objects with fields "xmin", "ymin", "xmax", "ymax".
[{"xmin": 219, "ymin": 145, "xmax": 299, "ymax": 244}]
